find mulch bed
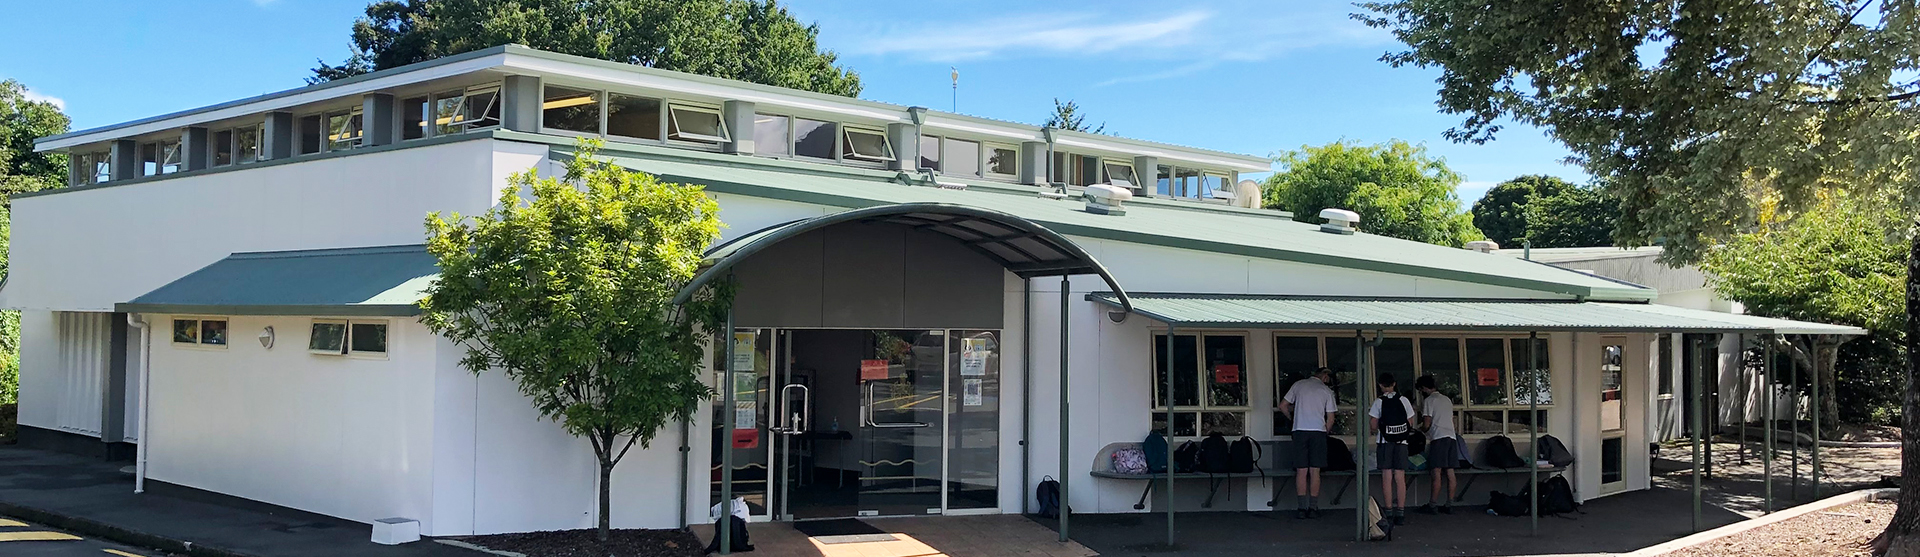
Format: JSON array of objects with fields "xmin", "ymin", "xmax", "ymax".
[
  {"xmin": 1664, "ymin": 500, "xmax": 1893, "ymax": 557},
  {"xmin": 457, "ymin": 528, "xmax": 705, "ymax": 557}
]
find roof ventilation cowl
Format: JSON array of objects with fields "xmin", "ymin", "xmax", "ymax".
[
  {"xmin": 1466, "ymin": 240, "xmax": 1500, "ymax": 253},
  {"xmin": 1084, "ymin": 183, "xmax": 1133, "ymax": 215},
  {"xmin": 1318, "ymin": 208, "xmax": 1360, "ymax": 235}
]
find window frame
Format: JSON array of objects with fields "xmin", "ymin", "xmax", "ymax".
[
  {"xmin": 750, "ymin": 112, "xmax": 793, "ymax": 158},
  {"xmin": 1150, "ymin": 330, "xmax": 1252, "ymax": 439},
  {"xmin": 1269, "ymin": 332, "xmax": 1554, "ymax": 440},
  {"xmin": 324, "ymin": 108, "xmax": 364, "ymax": 152},
  {"xmin": 984, "ymin": 144, "xmax": 1019, "ymax": 179},
  {"xmin": 840, "ymin": 126, "xmax": 895, "ymax": 163},
  {"xmin": 310, "ymin": 318, "xmax": 390, "ymax": 358},
  {"xmin": 429, "ymin": 83, "xmax": 504, "ymax": 138},
  {"xmin": 1102, "ymin": 160, "xmax": 1137, "ymax": 188},
  {"xmin": 234, "ymin": 123, "xmax": 261, "ymax": 164},
  {"xmin": 309, "ymin": 319, "xmax": 349, "ymax": 355},
  {"xmin": 665, "ymin": 103, "xmax": 730, "ymax": 144},
  {"xmin": 539, "ymin": 85, "xmax": 603, "ymax": 137},
  {"xmin": 170, "ymin": 317, "xmax": 229, "ymax": 350}
]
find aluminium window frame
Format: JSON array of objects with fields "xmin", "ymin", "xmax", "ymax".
[
  {"xmin": 347, "ymin": 319, "xmax": 391, "ymax": 359},
  {"xmin": 840, "ymin": 125, "xmax": 895, "ymax": 163},
  {"xmin": 309, "ymin": 319, "xmax": 350, "ymax": 355},
  {"xmin": 983, "ymin": 143, "xmax": 1019, "ymax": 180},
  {"xmin": 1151, "ymin": 329, "xmax": 1254, "ymax": 439},
  {"xmin": 170, "ymin": 316, "xmax": 230, "ymax": 350},
  {"xmin": 665, "ymin": 103, "xmax": 730, "ymax": 145},
  {"xmin": 536, "ymin": 84, "xmax": 604, "ymax": 138},
  {"xmin": 1102, "ymin": 160, "xmax": 1138, "ymax": 189},
  {"xmin": 323, "ymin": 108, "xmax": 365, "ymax": 153},
  {"xmin": 749, "ymin": 112, "xmax": 794, "ymax": 159},
  {"xmin": 1269, "ymin": 331, "xmax": 1555, "ymax": 441}
]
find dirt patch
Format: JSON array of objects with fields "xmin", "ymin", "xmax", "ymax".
[
  {"xmin": 456, "ymin": 528, "xmax": 705, "ymax": 557},
  {"xmin": 1833, "ymin": 424, "xmax": 1901, "ymax": 443},
  {"xmin": 1664, "ymin": 500, "xmax": 1891, "ymax": 557}
]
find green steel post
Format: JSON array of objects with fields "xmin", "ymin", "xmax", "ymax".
[
  {"xmin": 1058, "ymin": 276, "xmax": 1071, "ymax": 543},
  {"xmin": 1812, "ymin": 339, "xmax": 1822, "ymax": 500},
  {"xmin": 1165, "ymin": 326, "xmax": 1176, "ymax": 547},
  {"xmin": 1022, "ymin": 279, "xmax": 1032, "ymax": 515},
  {"xmin": 1764, "ymin": 338, "xmax": 1774, "ymax": 513},
  {"xmin": 1739, "ymin": 334, "xmax": 1747, "ymax": 466},
  {"xmin": 1790, "ymin": 347, "xmax": 1799, "ymax": 500},
  {"xmin": 1692, "ymin": 336, "xmax": 1704, "ymax": 533},
  {"xmin": 719, "ymin": 308, "xmax": 735, "ymax": 555},
  {"xmin": 1529, "ymin": 332, "xmax": 1540, "ymax": 536},
  {"xmin": 1353, "ymin": 330, "xmax": 1367, "ymax": 542}
]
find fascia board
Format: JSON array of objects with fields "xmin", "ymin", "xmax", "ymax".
[
  {"xmin": 503, "ymin": 51, "xmax": 908, "ymax": 124},
  {"xmin": 1050, "ymin": 133, "xmax": 1272, "ymax": 172},
  {"xmin": 37, "ymin": 49, "xmax": 514, "ymax": 152}
]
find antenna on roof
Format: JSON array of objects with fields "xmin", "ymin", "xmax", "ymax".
[{"xmin": 950, "ymin": 67, "xmax": 958, "ymax": 112}]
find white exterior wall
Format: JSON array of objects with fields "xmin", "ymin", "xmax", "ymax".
[{"xmin": 16, "ymin": 311, "xmax": 113, "ymax": 436}]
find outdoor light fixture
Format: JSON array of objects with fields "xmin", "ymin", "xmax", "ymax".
[{"xmin": 259, "ymin": 326, "xmax": 275, "ymax": 349}]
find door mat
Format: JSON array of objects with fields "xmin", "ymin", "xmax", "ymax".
[
  {"xmin": 794, "ymin": 518, "xmax": 887, "ymax": 538},
  {"xmin": 812, "ymin": 534, "xmax": 900, "ymax": 545}
]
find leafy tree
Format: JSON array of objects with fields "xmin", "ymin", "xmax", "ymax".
[
  {"xmin": 0, "ymin": 79, "xmax": 69, "ymax": 407},
  {"xmin": 1263, "ymin": 140, "xmax": 1482, "ymax": 247},
  {"xmin": 1356, "ymin": 0, "xmax": 1920, "ymax": 550},
  {"xmin": 1470, "ymin": 175, "xmax": 1571, "ymax": 247},
  {"xmin": 1524, "ymin": 184, "xmax": 1617, "ymax": 249},
  {"xmin": 420, "ymin": 139, "xmax": 731, "ymax": 541},
  {"xmin": 1043, "ymin": 98, "xmax": 1105, "ymax": 134},
  {"xmin": 312, "ymin": 0, "xmax": 862, "ymax": 97}
]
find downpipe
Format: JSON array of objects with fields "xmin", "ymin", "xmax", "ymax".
[{"xmin": 127, "ymin": 313, "xmax": 151, "ymax": 493}]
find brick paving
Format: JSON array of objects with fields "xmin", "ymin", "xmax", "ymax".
[{"xmin": 693, "ymin": 515, "xmax": 1094, "ymax": 557}]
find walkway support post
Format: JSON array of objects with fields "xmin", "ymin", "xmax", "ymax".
[
  {"xmin": 1764, "ymin": 337, "xmax": 1774, "ymax": 513},
  {"xmin": 1164, "ymin": 325, "xmax": 1176, "ymax": 548},
  {"xmin": 1790, "ymin": 346, "xmax": 1799, "ymax": 499},
  {"xmin": 1353, "ymin": 331, "xmax": 1373, "ymax": 542},
  {"xmin": 1812, "ymin": 338, "xmax": 1822, "ymax": 500},
  {"xmin": 1739, "ymin": 334, "xmax": 1747, "ymax": 465},
  {"xmin": 719, "ymin": 305, "xmax": 736, "ymax": 555},
  {"xmin": 678, "ymin": 417, "xmax": 691, "ymax": 527},
  {"xmin": 1022, "ymin": 279, "xmax": 1032, "ymax": 515},
  {"xmin": 1691, "ymin": 335, "xmax": 1704, "ymax": 533},
  {"xmin": 1529, "ymin": 332, "xmax": 1540, "ymax": 536},
  {"xmin": 1058, "ymin": 276, "xmax": 1071, "ymax": 543}
]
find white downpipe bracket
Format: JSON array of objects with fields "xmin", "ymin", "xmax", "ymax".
[{"xmin": 128, "ymin": 313, "xmax": 151, "ymax": 493}]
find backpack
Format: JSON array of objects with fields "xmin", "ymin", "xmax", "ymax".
[
  {"xmin": 1036, "ymin": 476, "xmax": 1061, "ymax": 518},
  {"xmin": 1112, "ymin": 446, "xmax": 1148, "ymax": 475},
  {"xmin": 1143, "ymin": 432, "xmax": 1170, "ymax": 473},
  {"xmin": 1538, "ymin": 475, "xmax": 1581, "ymax": 515},
  {"xmin": 704, "ymin": 515, "xmax": 754, "ymax": 553},
  {"xmin": 1488, "ymin": 490, "xmax": 1530, "ymax": 517},
  {"xmin": 1377, "ymin": 394, "xmax": 1413, "ymax": 443},
  {"xmin": 1227, "ymin": 436, "xmax": 1262, "ymax": 474},
  {"xmin": 1326, "ymin": 436, "xmax": 1356, "ymax": 471},
  {"xmin": 1366, "ymin": 497, "xmax": 1392, "ymax": 541},
  {"xmin": 1195, "ymin": 433, "xmax": 1232, "ymax": 474},
  {"xmin": 1481, "ymin": 435, "xmax": 1527, "ymax": 469},
  {"xmin": 1537, "ymin": 435, "xmax": 1575, "ymax": 467},
  {"xmin": 1174, "ymin": 441, "xmax": 1201, "ymax": 473},
  {"xmin": 1406, "ymin": 429, "xmax": 1427, "ymax": 457}
]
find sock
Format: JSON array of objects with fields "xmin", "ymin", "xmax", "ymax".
[
  {"xmin": 1309, "ymin": 495, "xmax": 1319, "ymax": 509},
  {"xmin": 1297, "ymin": 495, "xmax": 1311, "ymax": 510}
]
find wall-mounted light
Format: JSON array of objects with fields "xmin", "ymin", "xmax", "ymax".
[{"xmin": 259, "ymin": 326, "xmax": 275, "ymax": 349}]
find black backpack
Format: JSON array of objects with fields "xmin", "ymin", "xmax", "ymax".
[
  {"xmin": 1376, "ymin": 394, "xmax": 1414, "ymax": 443},
  {"xmin": 1174, "ymin": 441, "xmax": 1201, "ymax": 473},
  {"xmin": 1537, "ymin": 435, "xmax": 1575, "ymax": 467},
  {"xmin": 1195, "ymin": 433, "xmax": 1232, "ymax": 474},
  {"xmin": 1481, "ymin": 435, "xmax": 1527, "ymax": 469},
  {"xmin": 1538, "ymin": 475, "xmax": 1581, "ymax": 515},
  {"xmin": 1227, "ymin": 436, "xmax": 1261, "ymax": 474},
  {"xmin": 704, "ymin": 514, "xmax": 753, "ymax": 553},
  {"xmin": 1143, "ymin": 432, "xmax": 1170, "ymax": 473},
  {"xmin": 1036, "ymin": 476, "xmax": 1061, "ymax": 518},
  {"xmin": 1326, "ymin": 436, "xmax": 1357, "ymax": 471},
  {"xmin": 1488, "ymin": 490, "xmax": 1529, "ymax": 517}
]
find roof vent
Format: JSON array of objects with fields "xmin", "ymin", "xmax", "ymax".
[
  {"xmin": 1084, "ymin": 183, "xmax": 1133, "ymax": 215},
  {"xmin": 1233, "ymin": 180, "xmax": 1262, "ymax": 209},
  {"xmin": 1466, "ymin": 240, "xmax": 1499, "ymax": 253},
  {"xmin": 1319, "ymin": 208, "xmax": 1359, "ymax": 234}
]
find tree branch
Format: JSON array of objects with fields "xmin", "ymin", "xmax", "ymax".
[{"xmin": 1796, "ymin": 89, "xmax": 1920, "ymax": 106}]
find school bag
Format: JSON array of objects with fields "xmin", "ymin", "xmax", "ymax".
[
  {"xmin": 1538, "ymin": 475, "xmax": 1581, "ymax": 515},
  {"xmin": 1036, "ymin": 476, "xmax": 1061, "ymax": 518},
  {"xmin": 1112, "ymin": 446, "xmax": 1148, "ymax": 475},
  {"xmin": 704, "ymin": 514, "xmax": 754, "ymax": 553},
  {"xmin": 1481, "ymin": 435, "xmax": 1527, "ymax": 469},
  {"xmin": 1537, "ymin": 435, "xmax": 1575, "ymax": 467},
  {"xmin": 1407, "ymin": 429, "xmax": 1427, "ymax": 457},
  {"xmin": 1143, "ymin": 432, "xmax": 1170, "ymax": 473},
  {"xmin": 1366, "ymin": 497, "xmax": 1392, "ymax": 541},
  {"xmin": 1376, "ymin": 394, "xmax": 1414, "ymax": 443},
  {"xmin": 1227, "ymin": 436, "xmax": 1262, "ymax": 474},
  {"xmin": 1195, "ymin": 433, "xmax": 1232, "ymax": 474},
  {"xmin": 1174, "ymin": 441, "xmax": 1201, "ymax": 473},
  {"xmin": 1488, "ymin": 489, "xmax": 1529, "ymax": 517},
  {"xmin": 1326, "ymin": 436, "xmax": 1357, "ymax": 471}
]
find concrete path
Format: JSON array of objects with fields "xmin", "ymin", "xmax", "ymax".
[
  {"xmin": 0, "ymin": 445, "xmax": 474, "ymax": 557},
  {"xmin": 692, "ymin": 515, "xmax": 1097, "ymax": 557},
  {"xmin": 0, "ymin": 516, "xmax": 166, "ymax": 557}
]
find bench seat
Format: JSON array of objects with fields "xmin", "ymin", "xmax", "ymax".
[{"xmin": 1090, "ymin": 440, "xmax": 1566, "ymax": 510}]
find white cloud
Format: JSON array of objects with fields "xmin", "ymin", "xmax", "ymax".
[{"xmin": 22, "ymin": 87, "xmax": 64, "ymax": 110}]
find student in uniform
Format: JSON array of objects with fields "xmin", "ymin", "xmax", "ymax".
[
  {"xmin": 1280, "ymin": 366, "xmax": 1338, "ymax": 519},
  {"xmin": 1416, "ymin": 374, "xmax": 1462, "ymax": 514},
  {"xmin": 1369, "ymin": 373, "xmax": 1416, "ymax": 526}
]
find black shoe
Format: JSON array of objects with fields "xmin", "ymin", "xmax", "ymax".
[
  {"xmin": 1417, "ymin": 504, "xmax": 1436, "ymax": 515},
  {"xmin": 1309, "ymin": 508, "xmax": 1323, "ymax": 519},
  {"xmin": 1439, "ymin": 505, "xmax": 1453, "ymax": 515},
  {"xmin": 1296, "ymin": 509, "xmax": 1309, "ymax": 519},
  {"xmin": 1393, "ymin": 513, "xmax": 1407, "ymax": 526}
]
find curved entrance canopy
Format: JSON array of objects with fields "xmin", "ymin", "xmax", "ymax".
[{"xmin": 672, "ymin": 203, "xmax": 1131, "ymax": 317}]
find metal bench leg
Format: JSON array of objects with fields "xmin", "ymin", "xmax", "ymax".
[
  {"xmin": 1331, "ymin": 475, "xmax": 1355, "ymax": 505},
  {"xmin": 1135, "ymin": 480, "xmax": 1154, "ymax": 510},
  {"xmin": 1268, "ymin": 476, "xmax": 1292, "ymax": 507},
  {"xmin": 1454, "ymin": 474, "xmax": 1481, "ymax": 504},
  {"xmin": 1203, "ymin": 477, "xmax": 1222, "ymax": 508}
]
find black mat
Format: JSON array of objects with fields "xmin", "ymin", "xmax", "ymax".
[{"xmin": 793, "ymin": 518, "xmax": 885, "ymax": 537}]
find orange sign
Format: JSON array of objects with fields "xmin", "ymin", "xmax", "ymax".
[
  {"xmin": 731, "ymin": 429, "xmax": 758, "ymax": 449},
  {"xmin": 861, "ymin": 359, "xmax": 890, "ymax": 381},
  {"xmin": 1213, "ymin": 364, "xmax": 1241, "ymax": 384},
  {"xmin": 1476, "ymin": 368, "xmax": 1502, "ymax": 387}
]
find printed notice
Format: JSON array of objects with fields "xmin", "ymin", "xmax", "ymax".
[
  {"xmin": 1213, "ymin": 364, "xmax": 1241, "ymax": 384},
  {"xmin": 964, "ymin": 378, "xmax": 983, "ymax": 406},
  {"xmin": 861, "ymin": 359, "xmax": 890, "ymax": 381},
  {"xmin": 1476, "ymin": 368, "xmax": 1502, "ymax": 387},
  {"xmin": 731, "ymin": 332, "xmax": 757, "ymax": 371},
  {"xmin": 960, "ymin": 338, "xmax": 990, "ymax": 376}
]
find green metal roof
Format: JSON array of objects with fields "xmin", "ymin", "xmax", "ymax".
[
  {"xmin": 1087, "ymin": 292, "xmax": 1866, "ymax": 335},
  {"xmin": 116, "ymin": 245, "xmax": 436, "ymax": 317},
  {"xmin": 591, "ymin": 148, "xmax": 1657, "ymax": 301}
]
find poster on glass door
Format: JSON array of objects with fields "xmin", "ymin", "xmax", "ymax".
[{"xmin": 960, "ymin": 337, "xmax": 989, "ymax": 377}]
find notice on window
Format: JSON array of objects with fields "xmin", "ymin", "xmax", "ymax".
[
  {"xmin": 964, "ymin": 378, "xmax": 983, "ymax": 406},
  {"xmin": 960, "ymin": 338, "xmax": 990, "ymax": 377},
  {"xmin": 1476, "ymin": 367, "xmax": 1502, "ymax": 387},
  {"xmin": 731, "ymin": 332, "xmax": 757, "ymax": 371},
  {"xmin": 861, "ymin": 359, "xmax": 890, "ymax": 381},
  {"xmin": 731, "ymin": 400, "xmax": 758, "ymax": 449},
  {"xmin": 1213, "ymin": 364, "xmax": 1240, "ymax": 384}
]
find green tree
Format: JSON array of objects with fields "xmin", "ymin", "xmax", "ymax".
[
  {"xmin": 1524, "ymin": 184, "xmax": 1617, "ymax": 249},
  {"xmin": 312, "ymin": 0, "xmax": 862, "ymax": 97},
  {"xmin": 1355, "ymin": 0, "xmax": 1920, "ymax": 550},
  {"xmin": 0, "ymin": 80, "xmax": 70, "ymax": 407},
  {"xmin": 1263, "ymin": 140, "xmax": 1482, "ymax": 247},
  {"xmin": 1470, "ymin": 175, "xmax": 1572, "ymax": 247},
  {"xmin": 420, "ymin": 139, "xmax": 731, "ymax": 541},
  {"xmin": 1043, "ymin": 98, "xmax": 1105, "ymax": 134}
]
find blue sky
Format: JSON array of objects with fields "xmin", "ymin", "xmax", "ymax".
[{"xmin": 0, "ymin": 0, "xmax": 1588, "ymax": 203}]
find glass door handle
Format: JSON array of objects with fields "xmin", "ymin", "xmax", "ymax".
[
  {"xmin": 772, "ymin": 383, "xmax": 809, "ymax": 435},
  {"xmin": 864, "ymin": 381, "xmax": 932, "ymax": 428}
]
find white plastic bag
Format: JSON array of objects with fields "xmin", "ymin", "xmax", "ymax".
[{"xmin": 709, "ymin": 497, "xmax": 750, "ymax": 521}]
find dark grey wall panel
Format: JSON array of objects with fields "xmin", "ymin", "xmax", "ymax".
[
  {"xmin": 903, "ymin": 230, "xmax": 1003, "ymax": 329},
  {"xmin": 732, "ymin": 229, "xmax": 825, "ymax": 327},
  {"xmin": 821, "ymin": 223, "xmax": 907, "ymax": 327},
  {"xmin": 729, "ymin": 222, "xmax": 1005, "ymax": 330}
]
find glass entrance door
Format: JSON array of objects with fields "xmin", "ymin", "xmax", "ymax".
[{"xmin": 855, "ymin": 330, "xmax": 947, "ymax": 516}]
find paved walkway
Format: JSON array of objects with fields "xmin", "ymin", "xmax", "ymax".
[
  {"xmin": 0, "ymin": 516, "xmax": 165, "ymax": 557},
  {"xmin": 0, "ymin": 445, "xmax": 472, "ymax": 557},
  {"xmin": 693, "ymin": 515, "xmax": 1096, "ymax": 557}
]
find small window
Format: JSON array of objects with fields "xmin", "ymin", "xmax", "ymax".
[
  {"xmin": 1103, "ymin": 161, "xmax": 1136, "ymax": 188},
  {"xmin": 919, "ymin": 135, "xmax": 941, "ymax": 170},
  {"xmin": 542, "ymin": 86, "xmax": 601, "ymax": 134},
  {"xmin": 350, "ymin": 322, "xmax": 389, "ymax": 355},
  {"xmin": 607, "ymin": 93, "xmax": 663, "ymax": 140},
  {"xmin": 213, "ymin": 130, "xmax": 234, "ymax": 166},
  {"xmin": 235, "ymin": 124, "xmax": 260, "ymax": 163},
  {"xmin": 327, "ymin": 109, "xmax": 363, "ymax": 151},
  {"xmin": 459, "ymin": 86, "xmax": 501, "ymax": 129},
  {"xmin": 402, "ymin": 96, "xmax": 428, "ymax": 140},
  {"xmin": 298, "ymin": 115, "xmax": 324, "ymax": 154},
  {"xmin": 753, "ymin": 113, "xmax": 790, "ymax": 157},
  {"xmin": 667, "ymin": 104, "xmax": 729, "ymax": 143},
  {"xmin": 943, "ymin": 138, "xmax": 979, "ymax": 177},
  {"xmin": 841, "ymin": 127, "xmax": 894, "ymax": 162},
  {"xmin": 92, "ymin": 153, "xmax": 110, "ymax": 183},
  {"xmin": 986, "ymin": 145, "xmax": 1017, "ymax": 177},
  {"xmin": 1203, "ymin": 173, "xmax": 1233, "ymax": 200},
  {"xmin": 793, "ymin": 118, "xmax": 835, "ymax": 159},
  {"xmin": 1155, "ymin": 164, "xmax": 1173, "ymax": 195},
  {"xmin": 171, "ymin": 318, "xmax": 228, "ymax": 347},
  {"xmin": 159, "ymin": 140, "xmax": 183, "ymax": 174},
  {"xmin": 139, "ymin": 142, "xmax": 159, "ymax": 176},
  {"xmin": 309, "ymin": 320, "xmax": 348, "ymax": 354}
]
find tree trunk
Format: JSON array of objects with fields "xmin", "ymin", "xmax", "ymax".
[
  {"xmin": 1870, "ymin": 229, "xmax": 1920, "ymax": 556},
  {"xmin": 599, "ymin": 458, "xmax": 613, "ymax": 542},
  {"xmin": 1818, "ymin": 338, "xmax": 1841, "ymax": 436}
]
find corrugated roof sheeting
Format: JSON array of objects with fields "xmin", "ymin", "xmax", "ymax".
[
  {"xmin": 1089, "ymin": 293, "xmax": 1866, "ymax": 335},
  {"xmin": 116, "ymin": 244, "xmax": 436, "ymax": 316}
]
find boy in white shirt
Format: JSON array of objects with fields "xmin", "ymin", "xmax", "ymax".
[
  {"xmin": 1281, "ymin": 367, "xmax": 1338, "ymax": 519},
  {"xmin": 1368, "ymin": 373, "xmax": 1417, "ymax": 525},
  {"xmin": 1416, "ymin": 374, "xmax": 1461, "ymax": 514}
]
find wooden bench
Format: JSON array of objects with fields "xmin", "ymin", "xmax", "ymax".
[{"xmin": 1090, "ymin": 440, "xmax": 1567, "ymax": 510}]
